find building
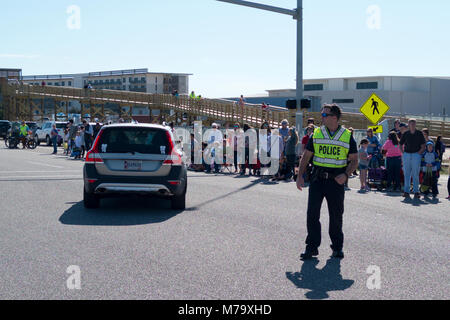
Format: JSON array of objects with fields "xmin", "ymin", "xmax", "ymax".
[
  {"xmin": 22, "ymin": 68, "xmax": 191, "ymax": 95},
  {"xmin": 21, "ymin": 68, "xmax": 192, "ymax": 121},
  {"xmin": 230, "ymin": 76, "xmax": 450, "ymax": 119},
  {"xmin": 0, "ymin": 68, "xmax": 22, "ymax": 81}
]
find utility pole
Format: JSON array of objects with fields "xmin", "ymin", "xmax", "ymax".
[{"xmin": 217, "ymin": 0, "xmax": 303, "ymax": 112}]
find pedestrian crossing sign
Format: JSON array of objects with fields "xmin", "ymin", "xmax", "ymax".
[{"xmin": 360, "ymin": 93, "xmax": 390, "ymax": 125}]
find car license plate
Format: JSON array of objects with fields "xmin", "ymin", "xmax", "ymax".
[{"xmin": 124, "ymin": 160, "xmax": 142, "ymax": 171}]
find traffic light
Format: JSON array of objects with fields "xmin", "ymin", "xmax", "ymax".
[
  {"xmin": 286, "ymin": 99, "xmax": 297, "ymax": 110},
  {"xmin": 301, "ymin": 99, "xmax": 311, "ymax": 109},
  {"xmin": 286, "ymin": 99, "xmax": 312, "ymax": 109}
]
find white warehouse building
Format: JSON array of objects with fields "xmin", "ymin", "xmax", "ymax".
[{"xmin": 265, "ymin": 76, "xmax": 450, "ymax": 119}]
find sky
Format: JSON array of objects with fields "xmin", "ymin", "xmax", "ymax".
[{"xmin": 1, "ymin": 0, "xmax": 449, "ymax": 98}]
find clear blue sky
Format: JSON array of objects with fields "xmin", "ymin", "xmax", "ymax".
[{"xmin": 1, "ymin": 0, "xmax": 449, "ymax": 98}]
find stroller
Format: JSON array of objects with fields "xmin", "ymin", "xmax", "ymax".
[{"xmin": 367, "ymin": 153, "xmax": 387, "ymax": 191}]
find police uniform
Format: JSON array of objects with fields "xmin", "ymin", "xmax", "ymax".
[{"xmin": 304, "ymin": 125, "xmax": 357, "ymax": 255}]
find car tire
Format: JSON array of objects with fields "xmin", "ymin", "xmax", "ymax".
[
  {"xmin": 46, "ymin": 135, "xmax": 51, "ymax": 146},
  {"xmin": 84, "ymin": 189, "xmax": 100, "ymax": 209},
  {"xmin": 171, "ymin": 191, "xmax": 186, "ymax": 210}
]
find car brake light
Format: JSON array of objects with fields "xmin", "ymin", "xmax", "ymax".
[
  {"xmin": 165, "ymin": 131, "xmax": 175, "ymax": 154},
  {"xmin": 168, "ymin": 180, "xmax": 181, "ymax": 185},
  {"xmin": 85, "ymin": 151, "xmax": 103, "ymax": 163},
  {"xmin": 163, "ymin": 130, "xmax": 182, "ymax": 165},
  {"xmin": 85, "ymin": 129, "xmax": 104, "ymax": 163},
  {"xmin": 163, "ymin": 153, "xmax": 182, "ymax": 165}
]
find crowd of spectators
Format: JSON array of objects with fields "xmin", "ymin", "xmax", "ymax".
[{"xmin": 182, "ymin": 117, "xmax": 449, "ymax": 200}]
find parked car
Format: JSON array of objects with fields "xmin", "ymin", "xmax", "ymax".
[
  {"xmin": 0, "ymin": 120, "xmax": 11, "ymax": 139},
  {"xmin": 26, "ymin": 122, "xmax": 39, "ymax": 136},
  {"xmin": 83, "ymin": 124, "xmax": 187, "ymax": 210},
  {"xmin": 35, "ymin": 121, "xmax": 66, "ymax": 146},
  {"xmin": 7, "ymin": 121, "xmax": 20, "ymax": 137}
]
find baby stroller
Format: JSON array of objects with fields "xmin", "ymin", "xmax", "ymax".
[{"xmin": 367, "ymin": 154, "xmax": 387, "ymax": 191}]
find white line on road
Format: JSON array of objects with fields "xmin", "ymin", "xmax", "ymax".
[
  {"xmin": 0, "ymin": 170, "xmax": 80, "ymax": 174},
  {"xmin": 0, "ymin": 175, "xmax": 82, "ymax": 180},
  {"xmin": 26, "ymin": 161, "xmax": 65, "ymax": 169}
]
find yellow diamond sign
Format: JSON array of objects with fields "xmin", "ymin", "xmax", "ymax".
[{"xmin": 360, "ymin": 93, "xmax": 390, "ymax": 125}]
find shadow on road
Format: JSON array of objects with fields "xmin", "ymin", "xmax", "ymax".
[
  {"xmin": 286, "ymin": 259, "xmax": 354, "ymax": 300},
  {"xmin": 59, "ymin": 197, "xmax": 183, "ymax": 226},
  {"xmin": 190, "ymin": 177, "xmax": 278, "ymax": 210}
]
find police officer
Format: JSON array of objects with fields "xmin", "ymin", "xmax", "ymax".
[{"xmin": 296, "ymin": 104, "xmax": 358, "ymax": 260}]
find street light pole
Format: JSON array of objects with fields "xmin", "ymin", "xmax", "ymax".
[
  {"xmin": 296, "ymin": 0, "xmax": 303, "ymax": 112},
  {"xmin": 217, "ymin": 0, "xmax": 303, "ymax": 113}
]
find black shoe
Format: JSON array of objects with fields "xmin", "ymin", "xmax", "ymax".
[
  {"xmin": 300, "ymin": 249, "xmax": 319, "ymax": 260},
  {"xmin": 414, "ymin": 193, "xmax": 421, "ymax": 200},
  {"xmin": 331, "ymin": 250, "xmax": 344, "ymax": 259},
  {"xmin": 403, "ymin": 192, "xmax": 411, "ymax": 198}
]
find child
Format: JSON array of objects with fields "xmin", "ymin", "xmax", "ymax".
[
  {"xmin": 359, "ymin": 139, "xmax": 371, "ymax": 192},
  {"xmin": 72, "ymin": 131, "xmax": 82, "ymax": 160},
  {"xmin": 421, "ymin": 141, "xmax": 441, "ymax": 198},
  {"xmin": 63, "ymin": 129, "xmax": 70, "ymax": 155}
]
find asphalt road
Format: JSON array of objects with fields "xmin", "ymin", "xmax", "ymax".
[{"xmin": 0, "ymin": 145, "xmax": 449, "ymax": 300}]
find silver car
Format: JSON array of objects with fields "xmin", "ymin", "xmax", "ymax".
[{"xmin": 83, "ymin": 124, "xmax": 187, "ymax": 210}]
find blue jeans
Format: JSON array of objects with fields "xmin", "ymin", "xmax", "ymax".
[
  {"xmin": 52, "ymin": 136, "xmax": 57, "ymax": 154},
  {"xmin": 403, "ymin": 153, "xmax": 421, "ymax": 193}
]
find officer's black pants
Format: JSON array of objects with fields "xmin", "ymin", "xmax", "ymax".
[{"xmin": 306, "ymin": 178, "xmax": 345, "ymax": 252}]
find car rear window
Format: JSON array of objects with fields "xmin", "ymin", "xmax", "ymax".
[{"xmin": 97, "ymin": 127, "xmax": 171, "ymax": 154}]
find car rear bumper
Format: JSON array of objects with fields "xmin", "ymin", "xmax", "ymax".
[
  {"xmin": 83, "ymin": 164, "xmax": 187, "ymax": 197},
  {"xmin": 94, "ymin": 183, "xmax": 173, "ymax": 196}
]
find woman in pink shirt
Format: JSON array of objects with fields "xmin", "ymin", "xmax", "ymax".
[{"xmin": 382, "ymin": 132, "xmax": 403, "ymax": 192}]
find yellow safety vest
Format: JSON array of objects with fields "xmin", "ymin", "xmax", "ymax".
[
  {"xmin": 20, "ymin": 125, "xmax": 29, "ymax": 137},
  {"xmin": 312, "ymin": 126, "xmax": 351, "ymax": 168}
]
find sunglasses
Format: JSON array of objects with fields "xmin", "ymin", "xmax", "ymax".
[{"xmin": 321, "ymin": 113, "xmax": 335, "ymax": 118}]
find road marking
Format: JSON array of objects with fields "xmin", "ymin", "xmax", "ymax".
[
  {"xmin": 26, "ymin": 161, "xmax": 65, "ymax": 169},
  {"xmin": 0, "ymin": 170, "xmax": 80, "ymax": 174},
  {"xmin": 0, "ymin": 175, "xmax": 82, "ymax": 180}
]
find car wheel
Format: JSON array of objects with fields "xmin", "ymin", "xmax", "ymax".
[
  {"xmin": 171, "ymin": 192, "xmax": 186, "ymax": 210},
  {"xmin": 35, "ymin": 135, "xmax": 40, "ymax": 146},
  {"xmin": 46, "ymin": 135, "xmax": 51, "ymax": 146},
  {"xmin": 84, "ymin": 189, "xmax": 100, "ymax": 209}
]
